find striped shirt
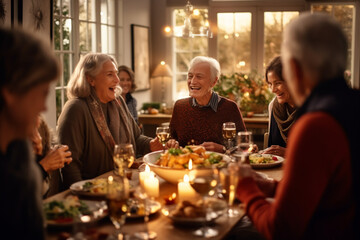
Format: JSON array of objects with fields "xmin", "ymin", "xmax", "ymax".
[{"xmin": 191, "ymin": 92, "xmax": 220, "ymax": 112}]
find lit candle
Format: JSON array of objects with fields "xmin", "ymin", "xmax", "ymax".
[
  {"xmin": 139, "ymin": 165, "xmax": 151, "ymax": 189},
  {"xmin": 178, "ymin": 174, "xmax": 197, "ymax": 203},
  {"xmin": 144, "ymin": 171, "xmax": 159, "ymax": 198}
]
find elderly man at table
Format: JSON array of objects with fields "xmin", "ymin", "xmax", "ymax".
[
  {"xmin": 170, "ymin": 56, "xmax": 246, "ymax": 153},
  {"xmin": 57, "ymin": 53, "xmax": 177, "ymax": 190},
  {"xmin": 234, "ymin": 12, "xmax": 360, "ymax": 239}
]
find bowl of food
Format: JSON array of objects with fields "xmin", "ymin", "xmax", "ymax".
[{"xmin": 143, "ymin": 145, "xmax": 231, "ymax": 184}]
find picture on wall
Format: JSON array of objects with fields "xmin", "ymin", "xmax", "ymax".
[{"xmin": 131, "ymin": 24, "xmax": 151, "ymax": 91}]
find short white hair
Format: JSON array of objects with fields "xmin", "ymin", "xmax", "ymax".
[
  {"xmin": 188, "ymin": 56, "xmax": 221, "ymax": 83},
  {"xmin": 281, "ymin": 12, "xmax": 348, "ymax": 82}
]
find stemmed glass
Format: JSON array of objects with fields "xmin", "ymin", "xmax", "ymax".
[
  {"xmin": 219, "ymin": 166, "xmax": 240, "ymax": 217},
  {"xmin": 222, "ymin": 122, "xmax": 236, "ymax": 150},
  {"xmin": 189, "ymin": 167, "xmax": 219, "ymax": 238},
  {"xmin": 236, "ymin": 131, "xmax": 253, "ymax": 163},
  {"xmin": 113, "ymin": 143, "xmax": 135, "ymax": 177},
  {"xmin": 106, "ymin": 176, "xmax": 129, "ymax": 239},
  {"xmin": 156, "ymin": 126, "xmax": 170, "ymax": 150}
]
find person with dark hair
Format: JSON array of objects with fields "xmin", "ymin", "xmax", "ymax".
[
  {"xmin": 234, "ymin": 13, "xmax": 360, "ymax": 239},
  {"xmin": 0, "ymin": 27, "xmax": 60, "ymax": 239},
  {"xmin": 31, "ymin": 115, "xmax": 72, "ymax": 197},
  {"xmin": 263, "ymin": 56, "xmax": 298, "ymax": 157},
  {"xmin": 118, "ymin": 65, "xmax": 139, "ymax": 123}
]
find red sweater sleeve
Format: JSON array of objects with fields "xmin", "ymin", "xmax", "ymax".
[{"xmin": 237, "ymin": 112, "xmax": 351, "ymax": 239}]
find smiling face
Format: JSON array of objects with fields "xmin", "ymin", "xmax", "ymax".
[
  {"xmin": 187, "ymin": 62, "xmax": 217, "ymax": 106},
  {"xmin": 267, "ymin": 71, "xmax": 293, "ymax": 105},
  {"xmin": 118, "ymin": 70, "xmax": 132, "ymax": 96},
  {"xmin": 88, "ymin": 60, "xmax": 119, "ymax": 103}
]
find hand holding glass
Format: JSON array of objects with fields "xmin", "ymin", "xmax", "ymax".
[{"xmin": 156, "ymin": 126, "xmax": 170, "ymax": 149}]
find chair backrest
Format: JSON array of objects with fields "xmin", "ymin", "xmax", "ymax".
[{"xmin": 263, "ymin": 132, "xmax": 269, "ymax": 149}]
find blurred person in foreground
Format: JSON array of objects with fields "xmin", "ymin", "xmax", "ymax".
[
  {"xmin": 170, "ymin": 56, "xmax": 246, "ymax": 153},
  {"xmin": 57, "ymin": 53, "xmax": 177, "ymax": 189},
  {"xmin": 118, "ymin": 65, "xmax": 139, "ymax": 124},
  {"xmin": 234, "ymin": 12, "xmax": 360, "ymax": 239},
  {"xmin": 262, "ymin": 56, "xmax": 298, "ymax": 157},
  {"xmin": 31, "ymin": 115, "xmax": 72, "ymax": 197},
  {"xmin": 0, "ymin": 27, "xmax": 60, "ymax": 239}
]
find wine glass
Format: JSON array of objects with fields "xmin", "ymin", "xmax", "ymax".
[
  {"xmin": 219, "ymin": 166, "xmax": 240, "ymax": 217},
  {"xmin": 106, "ymin": 176, "xmax": 129, "ymax": 239},
  {"xmin": 222, "ymin": 122, "xmax": 236, "ymax": 150},
  {"xmin": 156, "ymin": 126, "xmax": 170, "ymax": 150},
  {"xmin": 113, "ymin": 144, "xmax": 135, "ymax": 177},
  {"xmin": 189, "ymin": 167, "xmax": 219, "ymax": 238},
  {"xmin": 236, "ymin": 131, "xmax": 253, "ymax": 163}
]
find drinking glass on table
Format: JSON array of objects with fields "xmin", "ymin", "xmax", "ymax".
[
  {"xmin": 106, "ymin": 176, "xmax": 129, "ymax": 239},
  {"xmin": 219, "ymin": 166, "xmax": 240, "ymax": 217},
  {"xmin": 222, "ymin": 122, "xmax": 236, "ymax": 150},
  {"xmin": 113, "ymin": 143, "xmax": 135, "ymax": 177},
  {"xmin": 156, "ymin": 126, "xmax": 170, "ymax": 150},
  {"xmin": 236, "ymin": 131, "xmax": 253, "ymax": 163},
  {"xmin": 189, "ymin": 166, "xmax": 219, "ymax": 238}
]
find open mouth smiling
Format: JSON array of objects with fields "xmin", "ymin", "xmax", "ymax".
[{"xmin": 190, "ymin": 86, "xmax": 201, "ymax": 91}]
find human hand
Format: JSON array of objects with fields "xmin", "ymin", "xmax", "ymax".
[
  {"xmin": 150, "ymin": 137, "xmax": 163, "ymax": 152},
  {"xmin": 262, "ymin": 145, "xmax": 286, "ymax": 157},
  {"xmin": 39, "ymin": 145, "xmax": 72, "ymax": 172},
  {"xmin": 200, "ymin": 142, "xmax": 225, "ymax": 153},
  {"xmin": 165, "ymin": 139, "xmax": 179, "ymax": 149},
  {"xmin": 252, "ymin": 171, "xmax": 277, "ymax": 197}
]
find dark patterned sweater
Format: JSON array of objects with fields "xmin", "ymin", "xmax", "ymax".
[{"xmin": 170, "ymin": 97, "xmax": 246, "ymax": 147}]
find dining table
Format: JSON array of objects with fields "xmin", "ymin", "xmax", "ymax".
[{"xmin": 44, "ymin": 162, "xmax": 283, "ymax": 240}]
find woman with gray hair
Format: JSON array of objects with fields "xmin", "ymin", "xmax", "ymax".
[
  {"xmin": 233, "ymin": 12, "xmax": 360, "ymax": 239},
  {"xmin": 0, "ymin": 27, "xmax": 60, "ymax": 239},
  {"xmin": 170, "ymin": 56, "xmax": 246, "ymax": 152},
  {"xmin": 57, "ymin": 53, "xmax": 165, "ymax": 189}
]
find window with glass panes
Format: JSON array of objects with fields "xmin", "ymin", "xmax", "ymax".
[
  {"xmin": 53, "ymin": 0, "xmax": 123, "ymax": 120},
  {"xmin": 311, "ymin": 4, "xmax": 355, "ymax": 86},
  {"xmin": 172, "ymin": 8, "xmax": 209, "ymax": 100}
]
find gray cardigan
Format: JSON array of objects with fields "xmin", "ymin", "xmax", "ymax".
[{"xmin": 57, "ymin": 97, "xmax": 152, "ymax": 189}]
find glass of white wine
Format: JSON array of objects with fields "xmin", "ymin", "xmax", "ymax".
[
  {"xmin": 113, "ymin": 144, "xmax": 135, "ymax": 177},
  {"xmin": 222, "ymin": 122, "xmax": 236, "ymax": 150},
  {"xmin": 106, "ymin": 176, "xmax": 129, "ymax": 239},
  {"xmin": 189, "ymin": 167, "xmax": 219, "ymax": 238},
  {"xmin": 219, "ymin": 166, "xmax": 240, "ymax": 217},
  {"xmin": 156, "ymin": 126, "xmax": 170, "ymax": 150}
]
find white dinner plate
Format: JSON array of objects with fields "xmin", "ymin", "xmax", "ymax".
[
  {"xmin": 45, "ymin": 199, "xmax": 108, "ymax": 227},
  {"xmin": 249, "ymin": 154, "xmax": 284, "ymax": 169}
]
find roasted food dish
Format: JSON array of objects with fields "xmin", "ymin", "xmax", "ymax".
[{"xmin": 155, "ymin": 145, "xmax": 225, "ymax": 169}]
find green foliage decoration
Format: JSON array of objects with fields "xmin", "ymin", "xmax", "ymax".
[{"xmin": 213, "ymin": 71, "xmax": 274, "ymax": 113}]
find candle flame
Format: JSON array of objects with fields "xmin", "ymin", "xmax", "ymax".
[
  {"xmin": 108, "ymin": 176, "xmax": 113, "ymax": 184},
  {"xmin": 145, "ymin": 164, "xmax": 150, "ymax": 172},
  {"xmin": 248, "ymin": 144, "xmax": 253, "ymax": 153},
  {"xmin": 188, "ymin": 159, "xmax": 192, "ymax": 170},
  {"xmin": 183, "ymin": 174, "xmax": 189, "ymax": 183}
]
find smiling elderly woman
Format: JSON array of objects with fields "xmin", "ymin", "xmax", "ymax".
[
  {"xmin": 57, "ymin": 53, "xmax": 163, "ymax": 189},
  {"xmin": 170, "ymin": 56, "xmax": 246, "ymax": 153}
]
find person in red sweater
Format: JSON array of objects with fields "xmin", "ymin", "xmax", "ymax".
[
  {"xmin": 170, "ymin": 56, "xmax": 246, "ymax": 153},
  {"xmin": 234, "ymin": 12, "xmax": 360, "ymax": 239}
]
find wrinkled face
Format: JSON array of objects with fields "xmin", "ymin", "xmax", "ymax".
[
  {"xmin": 3, "ymin": 82, "xmax": 50, "ymax": 138},
  {"xmin": 88, "ymin": 60, "xmax": 119, "ymax": 103},
  {"xmin": 187, "ymin": 62, "xmax": 216, "ymax": 105},
  {"xmin": 118, "ymin": 71, "xmax": 132, "ymax": 95},
  {"xmin": 267, "ymin": 71, "xmax": 292, "ymax": 105}
]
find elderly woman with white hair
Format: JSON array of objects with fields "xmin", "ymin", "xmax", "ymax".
[
  {"xmin": 232, "ymin": 12, "xmax": 360, "ymax": 239},
  {"xmin": 57, "ymin": 53, "xmax": 166, "ymax": 189},
  {"xmin": 170, "ymin": 56, "xmax": 246, "ymax": 153}
]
